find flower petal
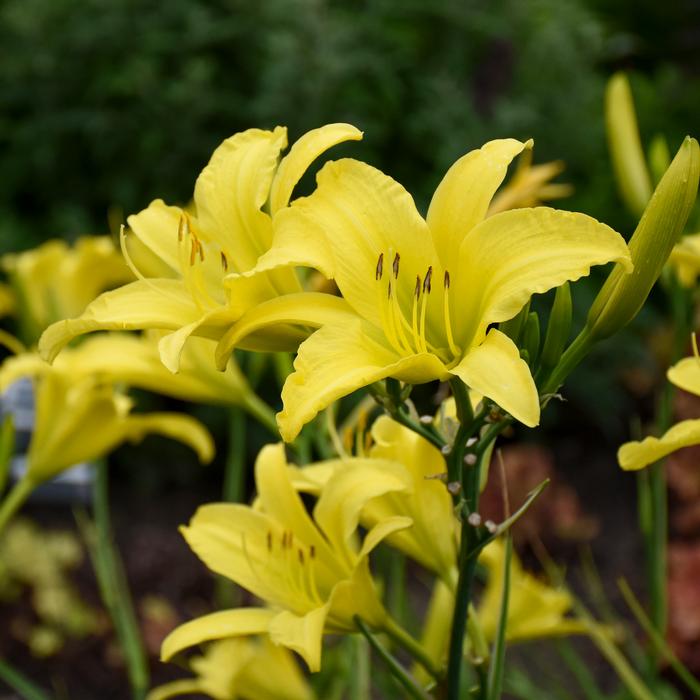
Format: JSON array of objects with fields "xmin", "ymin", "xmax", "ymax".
[
  {"xmin": 618, "ymin": 419, "xmax": 700, "ymax": 471},
  {"xmin": 454, "ymin": 207, "xmax": 632, "ymax": 348},
  {"xmin": 273, "ymin": 159, "xmax": 440, "ymax": 327},
  {"xmin": 268, "ymin": 604, "xmax": 331, "ymax": 673},
  {"xmin": 269, "ymin": 123, "xmax": 363, "ymax": 213},
  {"xmin": 215, "ymin": 292, "xmax": 357, "ymax": 369},
  {"xmin": 124, "ymin": 412, "xmax": 215, "ymax": 463},
  {"xmin": 38, "ymin": 279, "xmax": 201, "ymax": 363},
  {"xmin": 668, "ymin": 356, "xmax": 700, "ymax": 396},
  {"xmin": 146, "ymin": 680, "xmax": 206, "ymax": 700},
  {"xmin": 278, "ymin": 320, "xmax": 449, "ymax": 442},
  {"xmin": 313, "ymin": 463, "xmax": 409, "ymax": 565},
  {"xmin": 160, "ymin": 608, "xmax": 276, "ymax": 661},
  {"xmin": 427, "ymin": 138, "xmax": 531, "ymax": 267},
  {"xmin": 126, "ymin": 199, "xmax": 182, "ymax": 275},
  {"xmin": 194, "ymin": 127, "xmax": 287, "ymax": 270},
  {"xmin": 450, "ymin": 329, "xmax": 539, "ymax": 427}
]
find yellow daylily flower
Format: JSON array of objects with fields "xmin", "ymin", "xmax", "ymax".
[
  {"xmin": 2, "ymin": 237, "xmax": 132, "ymax": 344},
  {"xmin": 476, "ymin": 540, "xmax": 587, "ymax": 642},
  {"xmin": 487, "ymin": 149, "xmax": 573, "ymax": 216},
  {"xmin": 669, "ymin": 232, "xmax": 700, "ymax": 288},
  {"xmin": 290, "ymin": 414, "xmax": 457, "ymax": 584},
  {"xmin": 222, "ymin": 139, "xmax": 631, "ymax": 440},
  {"xmin": 39, "ymin": 124, "xmax": 362, "ymax": 371},
  {"xmin": 149, "ymin": 636, "xmax": 314, "ymax": 700},
  {"xmin": 0, "ymin": 351, "xmax": 214, "ymax": 532},
  {"xmin": 619, "ymin": 336, "xmax": 700, "ymax": 470},
  {"xmin": 47, "ymin": 332, "xmax": 274, "ymax": 428},
  {"xmin": 173, "ymin": 442, "xmax": 411, "ymax": 671}
]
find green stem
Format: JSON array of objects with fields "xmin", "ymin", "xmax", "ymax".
[
  {"xmin": 382, "ymin": 615, "xmax": 443, "ymax": 680},
  {"xmin": 354, "ymin": 617, "xmax": 431, "ymax": 700},
  {"xmin": 93, "ymin": 462, "xmax": 149, "ymax": 700},
  {"xmin": 0, "ymin": 656, "xmax": 51, "ymax": 700},
  {"xmin": 540, "ymin": 328, "xmax": 595, "ymax": 396},
  {"xmin": 222, "ymin": 407, "xmax": 247, "ymax": 503},
  {"xmin": 241, "ymin": 392, "xmax": 279, "ymax": 438},
  {"xmin": 0, "ymin": 477, "xmax": 33, "ymax": 538}
]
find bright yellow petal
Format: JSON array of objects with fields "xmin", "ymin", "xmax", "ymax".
[
  {"xmin": 255, "ymin": 444, "xmax": 335, "ymax": 561},
  {"xmin": 268, "ymin": 604, "xmax": 330, "ymax": 673},
  {"xmin": 160, "ymin": 608, "xmax": 276, "ymax": 661},
  {"xmin": 668, "ymin": 356, "xmax": 700, "ymax": 396},
  {"xmin": 194, "ymin": 127, "xmax": 287, "ymax": 270},
  {"xmin": 278, "ymin": 321, "xmax": 449, "ymax": 442},
  {"xmin": 126, "ymin": 199, "xmax": 182, "ymax": 276},
  {"xmin": 269, "ymin": 123, "xmax": 363, "ymax": 213},
  {"xmin": 277, "ymin": 159, "xmax": 441, "ymax": 327},
  {"xmin": 124, "ymin": 412, "xmax": 215, "ymax": 463},
  {"xmin": 450, "ymin": 329, "xmax": 539, "ymax": 427},
  {"xmin": 313, "ymin": 464, "xmax": 409, "ymax": 564},
  {"xmin": 454, "ymin": 207, "xmax": 632, "ymax": 347},
  {"xmin": 215, "ymin": 292, "xmax": 357, "ymax": 370},
  {"xmin": 618, "ymin": 419, "xmax": 700, "ymax": 471},
  {"xmin": 38, "ymin": 280, "xmax": 201, "ymax": 363},
  {"xmin": 0, "ymin": 353, "xmax": 50, "ymax": 391},
  {"xmin": 146, "ymin": 680, "xmax": 206, "ymax": 700},
  {"xmin": 427, "ymin": 138, "xmax": 531, "ymax": 267}
]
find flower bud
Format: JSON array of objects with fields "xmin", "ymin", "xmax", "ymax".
[
  {"xmin": 587, "ymin": 136, "xmax": 700, "ymax": 340},
  {"xmin": 606, "ymin": 72, "xmax": 653, "ymax": 218},
  {"xmin": 540, "ymin": 282, "xmax": 572, "ymax": 372}
]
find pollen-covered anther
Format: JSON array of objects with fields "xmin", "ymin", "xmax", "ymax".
[
  {"xmin": 298, "ymin": 548, "xmax": 305, "ymax": 564},
  {"xmin": 177, "ymin": 215, "xmax": 187, "ymax": 242},
  {"xmin": 266, "ymin": 531, "xmax": 272, "ymax": 551},
  {"xmin": 375, "ymin": 253, "xmax": 384, "ymax": 281},
  {"xmin": 444, "ymin": 270, "xmax": 451, "ymax": 289},
  {"xmin": 423, "ymin": 266, "xmax": 433, "ymax": 294},
  {"xmin": 387, "ymin": 281, "xmax": 392, "ymax": 300},
  {"xmin": 392, "ymin": 252, "xmax": 400, "ymax": 279},
  {"xmin": 220, "ymin": 251, "xmax": 228, "ymax": 271},
  {"xmin": 309, "ymin": 544, "xmax": 316, "ymax": 559},
  {"xmin": 414, "ymin": 275, "xmax": 421, "ymax": 298}
]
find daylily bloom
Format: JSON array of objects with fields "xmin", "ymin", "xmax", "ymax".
[
  {"xmin": 619, "ymin": 335, "xmax": 700, "ymax": 470},
  {"xmin": 476, "ymin": 539, "xmax": 587, "ymax": 642},
  {"xmin": 148, "ymin": 636, "xmax": 314, "ymax": 700},
  {"xmin": 0, "ymin": 351, "xmax": 214, "ymax": 532},
  {"xmin": 2, "ymin": 237, "xmax": 132, "ymax": 345},
  {"xmin": 221, "ymin": 139, "xmax": 631, "ymax": 440},
  {"xmin": 39, "ymin": 124, "xmax": 362, "ymax": 371},
  {"xmin": 46, "ymin": 332, "xmax": 275, "ymax": 428},
  {"xmin": 669, "ymin": 232, "xmax": 700, "ymax": 288},
  {"xmin": 290, "ymin": 414, "xmax": 458, "ymax": 584},
  {"xmin": 169, "ymin": 442, "xmax": 411, "ymax": 671}
]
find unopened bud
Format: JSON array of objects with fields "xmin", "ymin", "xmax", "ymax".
[
  {"xmin": 606, "ymin": 72, "xmax": 653, "ymax": 218},
  {"xmin": 587, "ymin": 136, "xmax": 700, "ymax": 340},
  {"xmin": 540, "ymin": 282, "xmax": 572, "ymax": 371}
]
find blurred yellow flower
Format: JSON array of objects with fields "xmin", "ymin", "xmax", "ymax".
[
  {"xmin": 0, "ymin": 351, "xmax": 214, "ymax": 532},
  {"xmin": 170, "ymin": 442, "xmax": 411, "ymax": 671},
  {"xmin": 40, "ymin": 124, "xmax": 362, "ymax": 371},
  {"xmin": 619, "ymin": 335, "xmax": 700, "ymax": 470},
  {"xmin": 149, "ymin": 636, "xmax": 313, "ymax": 700},
  {"xmin": 2, "ymin": 237, "xmax": 132, "ymax": 344},
  {"xmin": 669, "ymin": 232, "xmax": 700, "ymax": 288},
  {"xmin": 0, "ymin": 283, "xmax": 15, "ymax": 320},
  {"xmin": 224, "ymin": 139, "xmax": 630, "ymax": 440}
]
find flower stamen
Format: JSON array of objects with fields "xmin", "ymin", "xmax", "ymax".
[{"xmin": 443, "ymin": 270, "xmax": 461, "ymax": 358}]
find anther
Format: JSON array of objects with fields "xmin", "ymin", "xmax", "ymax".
[
  {"xmin": 444, "ymin": 270, "xmax": 451, "ymax": 289},
  {"xmin": 392, "ymin": 252, "xmax": 400, "ymax": 279},
  {"xmin": 178, "ymin": 216, "xmax": 186, "ymax": 242},
  {"xmin": 266, "ymin": 531, "xmax": 272, "ymax": 551},
  {"xmin": 220, "ymin": 251, "xmax": 228, "ymax": 271},
  {"xmin": 414, "ymin": 275, "xmax": 421, "ymax": 298},
  {"xmin": 375, "ymin": 253, "xmax": 384, "ymax": 281},
  {"xmin": 281, "ymin": 531, "xmax": 288, "ymax": 549},
  {"xmin": 197, "ymin": 239, "xmax": 204, "ymax": 262},
  {"xmin": 298, "ymin": 549, "xmax": 305, "ymax": 564},
  {"xmin": 423, "ymin": 266, "xmax": 433, "ymax": 294},
  {"xmin": 309, "ymin": 544, "xmax": 316, "ymax": 559},
  {"xmin": 387, "ymin": 281, "xmax": 392, "ymax": 300}
]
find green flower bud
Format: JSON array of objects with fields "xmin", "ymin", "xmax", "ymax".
[
  {"xmin": 522, "ymin": 312, "xmax": 541, "ymax": 368},
  {"xmin": 540, "ymin": 282, "xmax": 572, "ymax": 372},
  {"xmin": 648, "ymin": 134, "xmax": 671, "ymax": 186},
  {"xmin": 606, "ymin": 72, "xmax": 653, "ymax": 218},
  {"xmin": 587, "ymin": 136, "xmax": 700, "ymax": 340}
]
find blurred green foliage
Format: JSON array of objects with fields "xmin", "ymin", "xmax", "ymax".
[{"xmin": 0, "ymin": 0, "xmax": 689, "ymax": 251}]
